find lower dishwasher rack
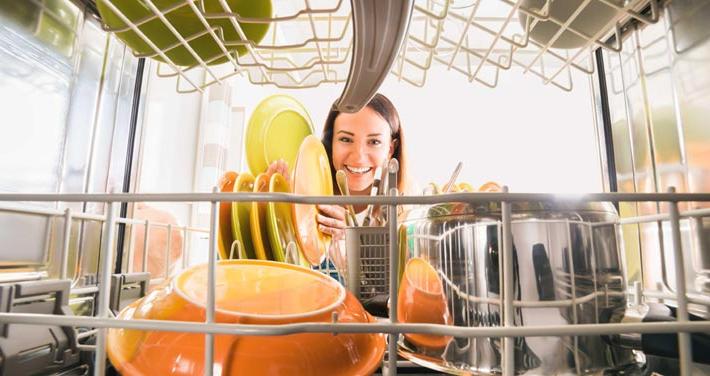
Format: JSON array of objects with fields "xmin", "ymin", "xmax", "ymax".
[{"xmin": 0, "ymin": 188, "xmax": 709, "ymax": 376}]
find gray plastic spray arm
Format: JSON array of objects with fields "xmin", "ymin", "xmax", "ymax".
[{"xmin": 334, "ymin": 0, "xmax": 415, "ymax": 113}]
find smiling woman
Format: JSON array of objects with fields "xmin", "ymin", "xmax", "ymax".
[
  {"xmin": 265, "ymin": 93, "xmax": 409, "ymax": 239},
  {"xmin": 317, "ymin": 93, "xmax": 409, "ymax": 235}
]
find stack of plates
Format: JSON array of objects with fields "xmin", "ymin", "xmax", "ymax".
[
  {"xmin": 217, "ymin": 170, "xmax": 309, "ymax": 267},
  {"xmin": 217, "ymin": 98, "xmax": 334, "ymax": 267}
]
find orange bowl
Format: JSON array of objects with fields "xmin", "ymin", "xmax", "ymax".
[
  {"xmin": 107, "ymin": 260, "xmax": 385, "ymax": 375},
  {"xmin": 397, "ymin": 257, "xmax": 452, "ymax": 350}
]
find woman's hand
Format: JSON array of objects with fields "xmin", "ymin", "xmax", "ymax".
[
  {"xmin": 317, "ymin": 204, "xmax": 348, "ymax": 240},
  {"xmin": 265, "ymin": 159, "xmax": 290, "ymax": 181}
]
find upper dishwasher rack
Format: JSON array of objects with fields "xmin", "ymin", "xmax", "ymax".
[{"xmin": 92, "ymin": 0, "xmax": 660, "ymax": 99}]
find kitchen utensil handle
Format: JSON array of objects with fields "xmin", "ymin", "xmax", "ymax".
[{"xmin": 640, "ymin": 303, "xmax": 710, "ymax": 365}]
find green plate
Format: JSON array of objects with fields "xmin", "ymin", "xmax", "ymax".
[
  {"xmin": 266, "ymin": 173, "xmax": 308, "ymax": 266},
  {"xmin": 246, "ymin": 95, "xmax": 313, "ymax": 175},
  {"xmin": 231, "ymin": 172, "xmax": 255, "ymax": 259},
  {"xmin": 217, "ymin": 171, "xmax": 238, "ymax": 260},
  {"xmin": 96, "ymin": 0, "xmax": 271, "ymax": 66},
  {"xmin": 249, "ymin": 173, "xmax": 273, "ymax": 261}
]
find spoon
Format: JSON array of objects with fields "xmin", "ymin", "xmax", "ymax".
[
  {"xmin": 442, "ymin": 161, "xmax": 463, "ymax": 193},
  {"xmin": 336, "ymin": 170, "xmax": 359, "ymax": 227}
]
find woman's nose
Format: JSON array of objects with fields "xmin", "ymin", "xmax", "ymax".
[{"xmin": 348, "ymin": 141, "xmax": 368, "ymax": 160}]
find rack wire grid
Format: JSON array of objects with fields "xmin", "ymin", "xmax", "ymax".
[
  {"xmin": 92, "ymin": 0, "xmax": 660, "ymax": 93},
  {"xmin": 1, "ymin": 189, "xmax": 709, "ymax": 375}
]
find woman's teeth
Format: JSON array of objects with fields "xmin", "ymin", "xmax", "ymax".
[{"xmin": 345, "ymin": 165, "xmax": 372, "ymax": 174}]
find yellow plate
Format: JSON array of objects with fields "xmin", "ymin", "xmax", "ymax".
[
  {"xmin": 245, "ymin": 95, "xmax": 313, "ymax": 175},
  {"xmin": 266, "ymin": 173, "xmax": 308, "ymax": 265},
  {"xmin": 217, "ymin": 171, "xmax": 238, "ymax": 260},
  {"xmin": 231, "ymin": 172, "xmax": 255, "ymax": 259},
  {"xmin": 250, "ymin": 173, "xmax": 273, "ymax": 261},
  {"xmin": 292, "ymin": 135, "xmax": 334, "ymax": 265},
  {"xmin": 457, "ymin": 182, "xmax": 475, "ymax": 192}
]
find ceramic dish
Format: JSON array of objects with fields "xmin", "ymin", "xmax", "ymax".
[
  {"xmin": 107, "ymin": 260, "xmax": 386, "ymax": 376},
  {"xmin": 245, "ymin": 95, "xmax": 313, "ymax": 175},
  {"xmin": 266, "ymin": 173, "xmax": 308, "ymax": 265},
  {"xmin": 217, "ymin": 171, "xmax": 238, "ymax": 260},
  {"xmin": 231, "ymin": 172, "xmax": 255, "ymax": 259},
  {"xmin": 397, "ymin": 257, "xmax": 453, "ymax": 351},
  {"xmin": 96, "ymin": 0, "xmax": 271, "ymax": 65},
  {"xmin": 478, "ymin": 181, "xmax": 502, "ymax": 192},
  {"xmin": 292, "ymin": 135, "xmax": 333, "ymax": 265},
  {"xmin": 249, "ymin": 173, "xmax": 272, "ymax": 260}
]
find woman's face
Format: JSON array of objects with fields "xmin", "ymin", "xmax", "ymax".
[{"xmin": 332, "ymin": 107, "xmax": 394, "ymax": 195}]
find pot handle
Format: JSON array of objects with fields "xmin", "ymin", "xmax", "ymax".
[
  {"xmin": 603, "ymin": 302, "xmax": 710, "ymax": 365},
  {"xmin": 639, "ymin": 303, "xmax": 710, "ymax": 365}
]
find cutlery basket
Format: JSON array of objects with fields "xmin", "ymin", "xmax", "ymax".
[{"xmin": 344, "ymin": 226, "xmax": 390, "ymax": 300}]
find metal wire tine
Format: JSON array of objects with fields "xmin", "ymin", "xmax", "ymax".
[
  {"xmin": 96, "ymin": 0, "xmax": 204, "ymax": 92},
  {"xmin": 522, "ymin": 0, "xmax": 594, "ymax": 75},
  {"xmin": 305, "ymin": 0, "xmax": 333, "ymax": 80},
  {"xmin": 202, "ymin": 0, "xmax": 347, "ymax": 23},
  {"xmin": 246, "ymin": 66, "xmax": 346, "ymax": 88},
  {"xmin": 205, "ymin": 187, "xmax": 219, "ymax": 376},
  {"xmin": 500, "ymin": 186, "xmax": 514, "ymax": 376},
  {"xmin": 165, "ymin": 224, "xmax": 173, "ymax": 278},
  {"xmin": 182, "ymin": 226, "xmax": 189, "ymax": 270},
  {"xmin": 101, "ymin": 1, "xmax": 191, "ymax": 33},
  {"xmin": 600, "ymin": 0, "xmax": 659, "ymax": 25},
  {"xmin": 286, "ymin": 241, "xmax": 300, "ymax": 265},
  {"xmin": 140, "ymin": 0, "xmax": 223, "ymax": 83},
  {"xmin": 542, "ymin": 45, "xmax": 595, "ymax": 85},
  {"xmin": 533, "ymin": 0, "xmax": 653, "ymax": 85},
  {"xmin": 176, "ymin": 64, "xmax": 242, "ymax": 92},
  {"xmin": 563, "ymin": 219, "xmax": 582, "ymax": 375},
  {"xmin": 214, "ymin": 0, "xmax": 274, "ymax": 84},
  {"xmin": 446, "ymin": 12, "xmax": 528, "ymax": 51},
  {"xmin": 446, "ymin": 0, "xmax": 482, "ymax": 69},
  {"xmin": 223, "ymin": 15, "xmax": 352, "ymax": 51},
  {"xmin": 499, "ymin": 0, "xmax": 551, "ymax": 20},
  {"xmin": 234, "ymin": 48, "xmax": 351, "ymax": 72},
  {"xmin": 468, "ymin": 0, "xmax": 522, "ymax": 81},
  {"xmin": 183, "ymin": 0, "xmax": 240, "ymax": 70},
  {"xmin": 60, "ymin": 208, "xmax": 72, "ymax": 280},
  {"xmin": 142, "ymin": 219, "xmax": 150, "ymax": 273},
  {"xmin": 407, "ymin": 1, "xmax": 449, "ymax": 51},
  {"xmin": 413, "ymin": 0, "xmax": 451, "ymax": 21},
  {"xmin": 229, "ymin": 239, "xmax": 242, "ymax": 259},
  {"xmin": 94, "ymin": 200, "xmax": 117, "ymax": 376},
  {"xmin": 149, "ymin": 26, "xmax": 229, "ymax": 73}
]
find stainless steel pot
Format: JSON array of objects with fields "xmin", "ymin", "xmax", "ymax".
[{"xmin": 397, "ymin": 200, "xmax": 638, "ymax": 375}]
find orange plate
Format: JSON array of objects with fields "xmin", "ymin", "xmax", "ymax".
[
  {"xmin": 292, "ymin": 135, "xmax": 334, "ymax": 265},
  {"xmin": 107, "ymin": 260, "xmax": 385, "ymax": 376}
]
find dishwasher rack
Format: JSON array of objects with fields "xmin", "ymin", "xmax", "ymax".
[
  {"xmin": 88, "ymin": 0, "xmax": 661, "ymax": 94},
  {"xmin": 0, "ymin": 189, "xmax": 709, "ymax": 376}
]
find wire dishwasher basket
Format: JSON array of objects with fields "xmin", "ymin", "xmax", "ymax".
[
  {"xmin": 1, "ymin": 189, "xmax": 709, "ymax": 375},
  {"xmin": 345, "ymin": 226, "xmax": 390, "ymax": 300}
]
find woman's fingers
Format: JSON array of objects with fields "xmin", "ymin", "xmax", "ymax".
[
  {"xmin": 317, "ymin": 204, "xmax": 346, "ymax": 220},
  {"xmin": 318, "ymin": 224, "xmax": 343, "ymax": 238},
  {"xmin": 316, "ymin": 213, "xmax": 346, "ymax": 230},
  {"xmin": 266, "ymin": 159, "xmax": 290, "ymax": 181}
]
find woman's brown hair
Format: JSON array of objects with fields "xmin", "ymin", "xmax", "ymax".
[{"xmin": 321, "ymin": 93, "xmax": 408, "ymax": 194}]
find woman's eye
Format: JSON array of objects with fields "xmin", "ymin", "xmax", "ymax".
[
  {"xmin": 368, "ymin": 139, "xmax": 382, "ymax": 146},
  {"xmin": 338, "ymin": 136, "xmax": 352, "ymax": 143}
]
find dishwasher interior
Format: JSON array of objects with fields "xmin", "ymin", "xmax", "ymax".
[{"xmin": 1, "ymin": 0, "xmax": 709, "ymax": 375}]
